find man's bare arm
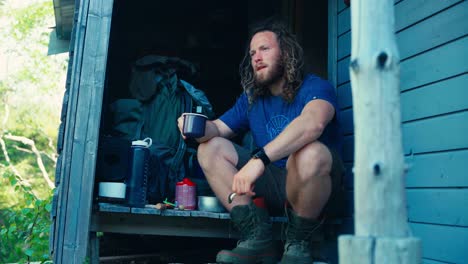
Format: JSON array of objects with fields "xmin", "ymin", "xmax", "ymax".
[
  {"xmin": 263, "ymin": 99, "xmax": 335, "ymax": 163},
  {"xmin": 231, "ymin": 99, "xmax": 335, "ymax": 195},
  {"xmin": 177, "ymin": 115, "xmax": 236, "ymax": 142},
  {"xmin": 195, "ymin": 119, "xmax": 236, "ymax": 143}
]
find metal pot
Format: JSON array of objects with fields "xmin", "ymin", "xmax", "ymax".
[
  {"xmin": 98, "ymin": 182, "xmax": 126, "ymax": 199},
  {"xmin": 197, "ymin": 196, "xmax": 226, "ymax": 213}
]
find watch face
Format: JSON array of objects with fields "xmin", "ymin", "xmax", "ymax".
[
  {"xmin": 252, "ymin": 148, "xmax": 270, "ymax": 166},
  {"xmin": 252, "ymin": 149, "xmax": 262, "ymax": 159}
]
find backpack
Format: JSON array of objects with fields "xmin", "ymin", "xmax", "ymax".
[{"xmin": 109, "ymin": 55, "xmax": 215, "ymax": 203}]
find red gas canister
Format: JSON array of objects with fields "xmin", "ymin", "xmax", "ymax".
[{"xmin": 175, "ymin": 178, "xmax": 196, "ymax": 210}]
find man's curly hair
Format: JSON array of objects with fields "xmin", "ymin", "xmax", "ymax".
[{"xmin": 239, "ymin": 19, "xmax": 304, "ymax": 105}]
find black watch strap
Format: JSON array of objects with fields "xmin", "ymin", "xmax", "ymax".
[{"xmin": 251, "ymin": 147, "xmax": 271, "ymax": 166}]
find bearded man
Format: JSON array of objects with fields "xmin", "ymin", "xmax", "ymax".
[{"xmin": 178, "ymin": 19, "xmax": 343, "ymax": 264}]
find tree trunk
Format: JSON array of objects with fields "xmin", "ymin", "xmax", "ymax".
[{"xmin": 338, "ymin": 0, "xmax": 421, "ymax": 262}]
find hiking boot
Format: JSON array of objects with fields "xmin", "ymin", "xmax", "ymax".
[
  {"xmin": 280, "ymin": 209, "xmax": 322, "ymax": 264},
  {"xmin": 216, "ymin": 202, "xmax": 279, "ymax": 264}
]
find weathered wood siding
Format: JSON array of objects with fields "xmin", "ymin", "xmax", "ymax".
[
  {"xmin": 51, "ymin": 0, "xmax": 114, "ymax": 263},
  {"xmin": 332, "ymin": 0, "xmax": 468, "ymax": 263}
]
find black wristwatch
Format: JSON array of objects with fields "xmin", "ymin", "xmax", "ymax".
[{"xmin": 251, "ymin": 147, "xmax": 271, "ymax": 166}]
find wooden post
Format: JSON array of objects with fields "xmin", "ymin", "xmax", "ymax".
[{"xmin": 338, "ymin": 0, "xmax": 421, "ymax": 263}]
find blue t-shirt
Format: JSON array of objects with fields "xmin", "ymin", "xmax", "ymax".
[{"xmin": 220, "ymin": 74, "xmax": 341, "ymax": 168}]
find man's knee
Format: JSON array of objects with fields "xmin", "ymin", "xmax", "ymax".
[
  {"xmin": 198, "ymin": 137, "xmax": 223, "ymax": 163},
  {"xmin": 287, "ymin": 141, "xmax": 332, "ymax": 181},
  {"xmin": 197, "ymin": 137, "xmax": 235, "ymax": 169}
]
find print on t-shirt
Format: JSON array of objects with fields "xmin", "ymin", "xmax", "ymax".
[{"xmin": 266, "ymin": 115, "xmax": 290, "ymax": 141}]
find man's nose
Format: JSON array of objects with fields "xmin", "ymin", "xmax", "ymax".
[{"xmin": 253, "ymin": 53, "xmax": 262, "ymax": 63}]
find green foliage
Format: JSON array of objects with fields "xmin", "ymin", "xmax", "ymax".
[
  {"xmin": 0, "ymin": 0, "xmax": 67, "ymax": 262},
  {"xmin": 0, "ymin": 1, "xmax": 5, "ymax": 17},
  {"xmin": 0, "ymin": 169, "xmax": 53, "ymax": 263},
  {"xmin": 8, "ymin": 1, "xmax": 51, "ymax": 41}
]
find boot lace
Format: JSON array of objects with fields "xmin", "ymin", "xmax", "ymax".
[
  {"xmin": 234, "ymin": 208, "xmax": 260, "ymax": 244},
  {"xmin": 284, "ymin": 216, "xmax": 324, "ymax": 253}
]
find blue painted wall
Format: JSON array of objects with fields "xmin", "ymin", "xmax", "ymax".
[{"xmin": 333, "ymin": 0, "xmax": 468, "ymax": 263}]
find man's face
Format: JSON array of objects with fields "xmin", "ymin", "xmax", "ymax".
[{"xmin": 249, "ymin": 31, "xmax": 284, "ymax": 88}]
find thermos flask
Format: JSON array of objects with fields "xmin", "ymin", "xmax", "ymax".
[{"xmin": 126, "ymin": 137, "xmax": 152, "ymax": 207}]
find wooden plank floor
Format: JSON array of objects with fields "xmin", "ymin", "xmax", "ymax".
[
  {"xmin": 97, "ymin": 202, "xmax": 287, "ymax": 222},
  {"xmin": 91, "ymin": 203, "xmax": 289, "ymax": 239}
]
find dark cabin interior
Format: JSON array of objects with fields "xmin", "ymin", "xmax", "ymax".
[
  {"xmin": 97, "ymin": 0, "xmax": 328, "ymax": 182},
  {"xmin": 96, "ymin": 0, "xmax": 331, "ymax": 259},
  {"xmin": 102, "ymin": 0, "xmax": 328, "ymax": 122}
]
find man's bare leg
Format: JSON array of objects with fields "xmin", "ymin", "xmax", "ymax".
[
  {"xmin": 286, "ymin": 141, "xmax": 333, "ymax": 219},
  {"xmin": 281, "ymin": 141, "xmax": 333, "ymax": 262},
  {"xmin": 198, "ymin": 137, "xmax": 279, "ymax": 263},
  {"xmin": 197, "ymin": 137, "xmax": 251, "ymax": 211}
]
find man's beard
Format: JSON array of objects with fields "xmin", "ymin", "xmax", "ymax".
[{"xmin": 254, "ymin": 61, "xmax": 284, "ymax": 89}]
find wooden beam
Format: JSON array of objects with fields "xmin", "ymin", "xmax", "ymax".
[
  {"xmin": 53, "ymin": 1, "xmax": 115, "ymax": 263},
  {"xmin": 338, "ymin": 0, "xmax": 421, "ymax": 262},
  {"xmin": 52, "ymin": 0, "xmax": 91, "ymax": 261},
  {"xmin": 339, "ymin": 236, "xmax": 421, "ymax": 263},
  {"xmin": 349, "ymin": 0, "xmax": 408, "ymax": 237}
]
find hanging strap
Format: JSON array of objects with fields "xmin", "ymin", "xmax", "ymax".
[{"xmin": 169, "ymin": 88, "xmax": 192, "ymax": 181}]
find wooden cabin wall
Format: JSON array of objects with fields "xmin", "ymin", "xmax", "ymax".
[
  {"xmin": 333, "ymin": 0, "xmax": 468, "ymax": 263},
  {"xmin": 51, "ymin": 0, "xmax": 114, "ymax": 263}
]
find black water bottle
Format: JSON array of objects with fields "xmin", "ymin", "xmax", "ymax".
[{"xmin": 126, "ymin": 137, "xmax": 152, "ymax": 207}]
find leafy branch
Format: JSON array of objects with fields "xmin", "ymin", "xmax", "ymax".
[
  {"xmin": 1, "ymin": 102, "xmax": 55, "ymax": 190},
  {"xmin": 4, "ymin": 134, "xmax": 55, "ymax": 189},
  {"xmin": 0, "ymin": 135, "xmax": 38, "ymax": 199}
]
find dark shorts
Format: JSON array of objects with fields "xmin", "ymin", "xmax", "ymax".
[{"xmin": 233, "ymin": 143, "xmax": 344, "ymax": 216}]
